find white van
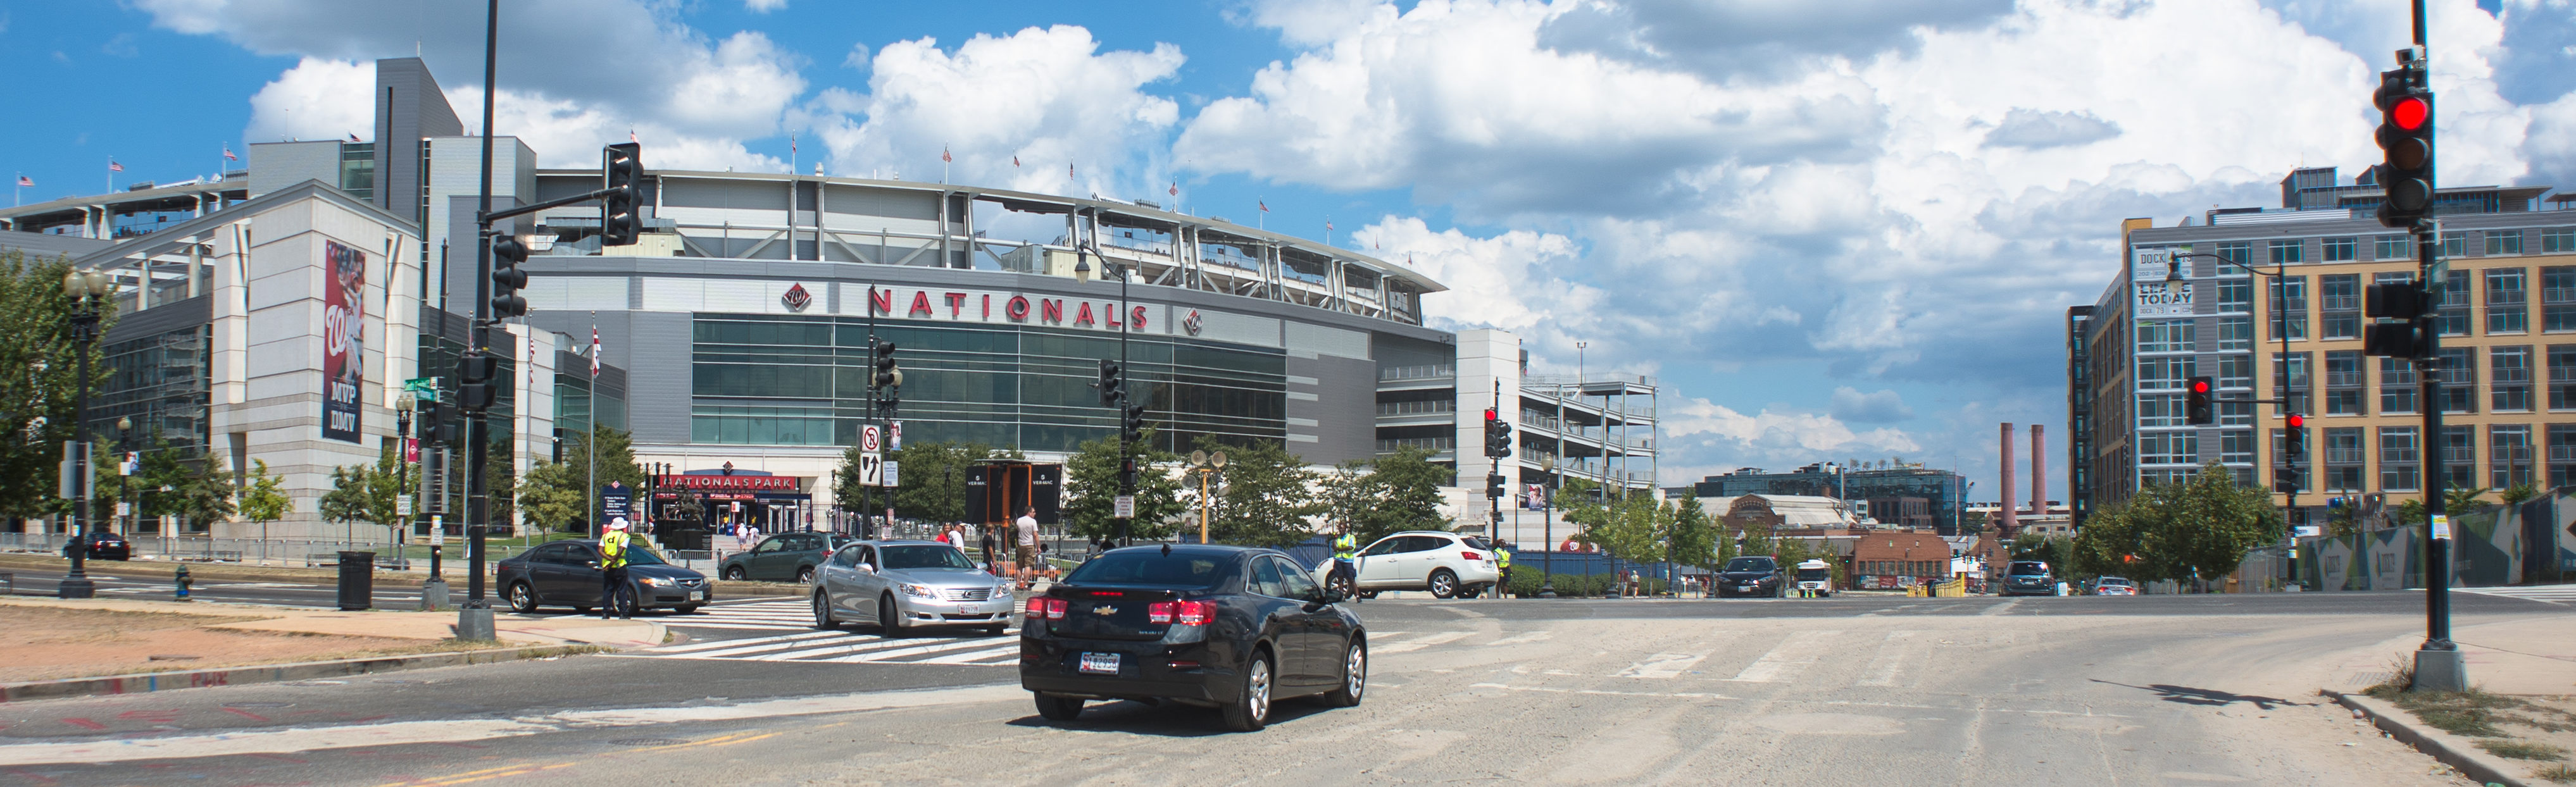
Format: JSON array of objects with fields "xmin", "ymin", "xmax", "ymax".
[{"xmin": 1793, "ymin": 559, "xmax": 1835, "ymax": 598}]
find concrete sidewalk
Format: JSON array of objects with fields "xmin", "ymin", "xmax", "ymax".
[
  {"xmin": 0, "ymin": 596, "xmax": 665, "ymax": 648},
  {"xmin": 2324, "ymin": 609, "xmax": 2576, "ymax": 787}
]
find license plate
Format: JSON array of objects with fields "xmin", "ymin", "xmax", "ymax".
[{"xmin": 1078, "ymin": 652, "xmax": 1121, "ymax": 674}]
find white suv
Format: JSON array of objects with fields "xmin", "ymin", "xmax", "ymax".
[{"xmin": 1312, "ymin": 531, "xmax": 1500, "ymax": 599}]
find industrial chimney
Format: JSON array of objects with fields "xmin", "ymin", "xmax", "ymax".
[
  {"xmin": 1999, "ymin": 423, "xmax": 2018, "ymax": 535},
  {"xmin": 2031, "ymin": 423, "xmax": 2047, "ymax": 519}
]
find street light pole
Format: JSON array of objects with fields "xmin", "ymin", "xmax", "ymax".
[
  {"xmin": 2167, "ymin": 249, "xmax": 2298, "ymax": 521},
  {"xmin": 455, "ymin": 0, "xmax": 503, "ymax": 642},
  {"xmin": 1539, "ymin": 454, "xmax": 1557, "ymax": 598},
  {"xmin": 57, "ymin": 269, "xmax": 111, "ymax": 599}
]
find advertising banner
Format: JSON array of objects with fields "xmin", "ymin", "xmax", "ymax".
[
  {"xmin": 2131, "ymin": 247, "xmax": 2192, "ymax": 318},
  {"xmin": 322, "ymin": 240, "xmax": 367, "ymax": 443},
  {"xmin": 600, "ymin": 481, "xmax": 634, "ymax": 523}
]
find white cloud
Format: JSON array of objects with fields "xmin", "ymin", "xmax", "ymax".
[
  {"xmin": 1829, "ymin": 387, "xmax": 1914, "ymax": 423},
  {"xmin": 746, "ymin": 0, "xmax": 788, "ymax": 13},
  {"xmin": 1659, "ymin": 396, "xmax": 1922, "ymax": 480},
  {"xmin": 244, "ymin": 57, "xmax": 375, "ymax": 144},
  {"xmin": 807, "ymin": 25, "xmax": 1183, "ymax": 195}
]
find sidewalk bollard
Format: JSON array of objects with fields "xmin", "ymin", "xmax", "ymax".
[
  {"xmin": 174, "ymin": 565, "xmax": 192, "ymax": 601},
  {"xmin": 420, "ymin": 545, "xmax": 452, "ymax": 611}
]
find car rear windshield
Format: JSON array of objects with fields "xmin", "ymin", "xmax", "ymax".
[
  {"xmin": 2099, "ymin": 577, "xmax": 2132, "ymax": 585},
  {"xmin": 1064, "ymin": 552, "xmax": 1232, "ymax": 590},
  {"xmin": 2008, "ymin": 561, "xmax": 2048, "ymax": 576},
  {"xmin": 1461, "ymin": 536, "xmax": 1493, "ymax": 550},
  {"xmin": 881, "ymin": 545, "xmax": 976, "ymax": 571},
  {"xmin": 1723, "ymin": 557, "xmax": 1775, "ymax": 571}
]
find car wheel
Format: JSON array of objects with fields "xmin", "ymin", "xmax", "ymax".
[
  {"xmin": 878, "ymin": 594, "xmax": 904, "ymax": 635},
  {"xmin": 1325, "ymin": 573, "xmax": 1354, "ymax": 599},
  {"xmin": 811, "ymin": 592, "xmax": 838, "ymax": 630},
  {"xmin": 506, "ymin": 582, "xmax": 540, "ymax": 614},
  {"xmin": 1322, "ymin": 639, "xmax": 1366, "ymax": 708},
  {"xmin": 1220, "ymin": 650, "xmax": 1275, "ymax": 731},
  {"xmin": 796, "ymin": 566, "xmax": 816, "ymax": 585},
  {"xmin": 1427, "ymin": 569, "xmax": 1459, "ymax": 599},
  {"xmin": 673, "ymin": 605, "xmax": 701, "ymax": 615},
  {"xmin": 1034, "ymin": 693, "xmax": 1085, "ymax": 721},
  {"xmin": 722, "ymin": 565, "xmax": 747, "ymax": 581}
]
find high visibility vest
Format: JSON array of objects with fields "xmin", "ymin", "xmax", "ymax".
[
  {"xmin": 601, "ymin": 531, "xmax": 631, "ymax": 569},
  {"xmin": 1333, "ymin": 533, "xmax": 1357, "ymax": 561},
  {"xmin": 1496, "ymin": 548, "xmax": 1511, "ymax": 569}
]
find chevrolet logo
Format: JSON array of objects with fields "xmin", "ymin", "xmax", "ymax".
[{"xmin": 1092, "ymin": 605, "xmax": 1118, "ymax": 616}]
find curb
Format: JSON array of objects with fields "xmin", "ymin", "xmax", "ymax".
[
  {"xmin": 2325, "ymin": 688, "xmax": 2535, "ymax": 787},
  {"xmin": 0, "ymin": 645, "xmax": 599, "ymax": 704}
]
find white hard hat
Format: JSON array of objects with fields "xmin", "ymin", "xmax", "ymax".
[{"xmin": 608, "ymin": 517, "xmax": 630, "ymax": 531}]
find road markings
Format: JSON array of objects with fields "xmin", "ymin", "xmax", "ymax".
[
  {"xmin": 658, "ymin": 599, "xmax": 815, "ymax": 630},
  {"xmin": 606, "ymin": 628, "xmax": 1021, "ymax": 666},
  {"xmin": 1615, "ymin": 652, "xmax": 1710, "ymax": 679},
  {"xmin": 0, "ymin": 685, "xmax": 1023, "ymax": 767},
  {"xmin": 1375, "ymin": 631, "xmax": 1472, "ymax": 653},
  {"xmin": 1727, "ymin": 630, "xmax": 1841, "ymax": 683},
  {"xmin": 2454, "ymin": 586, "xmax": 2576, "ymax": 605},
  {"xmin": 1856, "ymin": 630, "xmax": 1925, "ymax": 687},
  {"xmin": 1472, "ymin": 682, "xmax": 1736, "ymax": 700},
  {"xmin": 1487, "ymin": 631, "xmax": 1553, "ymax": 646}
]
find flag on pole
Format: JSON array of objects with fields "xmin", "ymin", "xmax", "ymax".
[
  {"xmin": 1169, "ymin": 182, "xmax": 1178, "ymax": 197},
  {"xmin": 347, "ymin": 132, "xmax": 360, "ymax": 142},
  {"xmin": 223, "ymin": 146, "xmax": 237, "ymax": 161},
  {"xmin": 1326, "ymin": 221, "xmax": 1334, "ymax": 232},
  {"xmin": 1258, "ymin": 201, "xmax": 1268, "ymax": 213},
  {"xmin": 108, "ymin": 161, "xmax": 124, "ymax": 173},
  {"xmin": 591, "ymin": 325, "xmax": 603, "ymax": 375},
  {"xmin": 1068, "ymin": 163, "xmax": 1075, "ymax": 180},
  {"xmin": 629, "ymin": 130, "xmax": 639, "ymax": 143},
  {"xmin": 1012, "ymin": 155, "xmax": 1020, "ymax": 168},
  {"xmin": 941, "ymin": 146, "xmax": 952, "ymax": 163},
  {"xmin": 15, "ymin": 175, "xmax": 30, "ymax": 187}
]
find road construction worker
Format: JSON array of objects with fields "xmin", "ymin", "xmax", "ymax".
[
  {"xmin": 1496, "ymin": 542, "xmax": 1513, "ymax": 597},
  {"xmin": 1330, "ymin": 527, "xmax": 1360, "ymax": 601},
  {"xmin": 597, "ymin": 517, "xmax": 634, "ymax": 619}
]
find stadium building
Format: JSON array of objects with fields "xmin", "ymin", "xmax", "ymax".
[{"xmin": 0, "ymin": 58, "xmax": 1658, "ymax": 542}]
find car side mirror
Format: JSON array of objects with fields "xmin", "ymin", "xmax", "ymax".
[
  {"xmin": 1317, "ymin": 587, "xmax": 1346, "ymax": 605},
  {"xmin": 857, "ymin": 563, "xmax": 875, "ymax": 573}
]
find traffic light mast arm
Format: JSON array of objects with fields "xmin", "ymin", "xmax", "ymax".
[{"xmin": 478, "ymin": 185, "xmax": 626, "ymax": 223}]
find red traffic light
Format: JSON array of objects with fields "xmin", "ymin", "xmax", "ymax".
[
  {"xmin": 1484, "ymin": 408, "xmax": 1497, "ymax": 422},
  {"xmin": 2391, "ymin": 97, "xmax": 2429, "ymax": 131},
  {"xmin": 2191, "ymin": 379, "xmax": 2210, "ymax": 394},
  {"xmin": 2285, "ymin": 413, "xmax": 2304, "ymax": 428}
]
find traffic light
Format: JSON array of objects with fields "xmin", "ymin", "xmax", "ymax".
[
  {"xmin": 1486, "ymin": 473, "xmax": 1508, "ymax": 499},
  {"xmin": 1121, "ymin": 402, "xmax": 1147, "ymax": 442},
  {"xmin": 2373, "ymin": 56, "xmax": 2434, "ymax": 229},
  {"xmin": 2365, "ymin": 278, "xmax": 2431, "ymax": 359},
  {"xmin": 458, "ymin": 353, "xmax": 498, "ymax": 411},
  {"xmin": 1118, "ymin": 457, "xmax": 1139, "ymax": 493},
  {"xmin": 551, "ymin": 426, "xmax": 565, "ymax": 463},
  {"xmin": 601, "ymin": 142, "xmax": 642, "ymax": 246},
  {"xmin": 489, "ymin": 235, "xmax": 529, "ymax": 318},
  {"xmin": 2275, "ymin": 466, "xmax": 2303, "ymax": 495},
  {"xmin": 2284, "ymin": 413, "xmax": 2307, "ymax": 461},
  {"xmin": 1097, "ymin": 359, "xmax": 1123, "ymax": 407},
  {"xmin": 1482, "ymin": 407, "xmax": 1512, "ymax": 459},
  {"xmin": 870, "ymin": 340, "xmax": 901, "ymax": 415},
  {"xmin": 418, "ymin": 400, "xmax": 450, "ymax": 443},
  {"xmin": 2184, "ymin": 376, "xmax": 2214, "ymax": 425}
]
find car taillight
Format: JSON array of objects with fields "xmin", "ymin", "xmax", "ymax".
[
  {"xmin": 1463, "ymin": 551, "xmax": 1482, "ymax": 561},
  {"xmin": 1025, "ymin": 597, "xmax": 1066, "ymax": 619},
  {"xmin": 1173, "ymin": 600, "xmax": 1213, "ymax": 626},
  {"xmin": 1147, "ymin": 601, "xmax": 1175, "ymax": 624}
]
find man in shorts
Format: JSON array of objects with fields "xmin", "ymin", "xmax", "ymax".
[{"xmin": 1013, "ymin": 506, "xmax": 1041, "ymax": 589}]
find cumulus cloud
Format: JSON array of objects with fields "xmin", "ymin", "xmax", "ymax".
[
  {"xmin": 1659, "ymin": 396, "xmax": 1922, "ymax": 480},
  {"xmin": 746, "ymin": 0, "xmax": 788, "ymax": 13},
  {"xmin": 1982, "ymin": 108, "xmax": 2122, "ymax": 149},
  {"xmin": 244, "ymin": 57, "xmax": 375, "ymax": 144},
  {"xmin": 1539, "ymin": 0, "xmax": 2015, "ymax": 80},
  {"xmin": 1829, "ymin": 387, "xmax": 1914, "ymax": 423}
]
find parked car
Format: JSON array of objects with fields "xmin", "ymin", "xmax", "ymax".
[
  {"xmin": 1999, "ymin": 561, "xmax": 2057, "ymax": 597},
  {"xmin": 68, "ymin": 532, "xmax": 131, "ymax": 561},
  {"xmin": 811, "ymin": 540, "xmax": 1016, "ymax": 635},
  {"xmin": 1310, "ymin": 531, "xmax": 1498, "ymax": 599},
  {"xmin": 1023, "ymin": 543, "xmax": 1366, "ymax": 732},
  {"xmin": 717, "ymin": 531, "xmax": 863, "ymax": 583},
  {"xmin": 2091, "ymin": 576, "xmax": 2139, "ymax": 596},
  {"xmin": 497, "ymin": 539, "xmax": 711, "ymax": 614},
  {"xmin": 1715, "ymin": 555, "xmax": 1787, "ymax": 598}
]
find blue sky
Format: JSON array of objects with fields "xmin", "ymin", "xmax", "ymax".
[{"xmin": 7, "ymin": 0, "xmax": 2576, "ymax": 497}]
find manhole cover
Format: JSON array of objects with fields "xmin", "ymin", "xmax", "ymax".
[
  {"xmin": 610, "ymin": 738, "xmax": 684, "ymax": 747},
  {"xmin": 224, "ymin": 702, "xmax": 292, "ymax": 709},
  {"xmin": 372, "ymin": 679, "xmax": 428, "ymax": 685}
]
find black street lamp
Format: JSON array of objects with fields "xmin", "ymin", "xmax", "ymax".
[
  {"xmin": 2163, "ymin": 249, "xmax": 2299, "ymax": 521},
  {"xmin": 58, "ymin": 268, "xmax": 115, "ymax": 599}
]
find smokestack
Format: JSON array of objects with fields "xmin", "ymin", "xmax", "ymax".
[
  {"xmin": 2032, "ymin": 423, "xmax": 2047, "ymax": 517},
  {"xmin": 1999, "ymin": 423, "xmax": 2018, "ymax": 535}
]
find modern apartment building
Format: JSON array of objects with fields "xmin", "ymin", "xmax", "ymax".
[{"xmin": 2076, "ymin": 165, "xmax": 2575, "ymax": 528}]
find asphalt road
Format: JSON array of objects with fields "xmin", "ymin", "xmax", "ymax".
[{"xmin": 1, "ymin": 592, "xmax": 2564, "ymax": 785}]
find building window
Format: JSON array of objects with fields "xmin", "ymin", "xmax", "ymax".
[
  {"xmin": 2138, "ymin": 393, "xmax": 2182, "ymax": 428},
  {"xmin": 2273, "ymin": 351, "xmax": 2310, "ymax": 416},
  {"xmin": 2442, "ymin": 424, "xmax": 2477, "ymax": 490},
  {"xmin": 2375, "ymin": 235, "xmax": 2411, "ymax": 260},
  {"xmin": 2325, "ymin": 427, "xmax": 2366, "ymax": 492},
  {"xmin": 2139, "ymin": 430, "xmax": 2198, "ymax": 465},
  {"xmin": 2380, "ymin": 357, "xmax": 2420, "ymax": 414},
  {"xmin": 2322, "ymin": 273, "xmax": 2361, "ymax": 340},
  {"xmin": 2492, "ymin": 346, "xmax": 2533, "ymax": 412},
  {"xmin": 2485, "ymin": 230, "xmax": 2525, "ymax": 256},
  {"xmin": 2218, "ymin": 316, "xmax": 2253, "ymax": 350},
  {"xmin": 2139, "ymin": 320, "xmax": 2196, "ymax": 353},
  {"xmin": 2438, "ymin": 347, "xmax": 2477, "ymax": 414},
  {"xmin": 2487, "ymin": 268, "xmax": 2529, "ymax": 334},
  {"xmin": 2139, "ymin": 356, "xmax": 2195, "ymax": 390},
  {"xmin": 2491, "ymin": 424, "xmax": 2534, "ymax": 489},
  {"xmin": 2220, "ymin": 400, "xmax": 2254, "ymax": 427},
  {"xmin": 2324, "ymin": 350, "xmax": 2365, "ymax": 415},
  {"xmin": 2441, "ymin": 231, "xmax": 2468, "ymax": 258},
  {"xmin": 2272, "ymin": 276, "xmax": 2308, "ymax": 342},
  {"xmin": 2268, "ymin": 239, "xmax": 2305, "ymax": 266},
  {"xmin": 2437, "ymin": 269, "xmax": 2472, "ymax": 337},
  {"xmin": 2545, "ymin": 266, "xmax": 2576, "ymax": 333},
  {"xmin": 2380, "ymin": 427, "xmax": 2421, "ymax": 492},
  {"xmin": 2322, "ymin": 237, "xmax": 2358, "ymax": 262},
  {"xmin": 2217, "ymin": 353, "xmax": 2253, "ymax": 390},
  {"xmin": 2221, "ymin": 429, "xmax": 2255, "ymax": 464},
  {"xmin": 2553, "ymin": 345, "xmax": 2576, "ymax": 411},
  {"xmin": 2544, "ymin": 228, "xmax": 2575, "ymax": 254},
  {"xmin": 2216, "ymin": 241, "xmax": 2253, "ymax": 267},
  {"xmin": 2218, "ymin": 280, "xmax": 2253, "ymax": 313},
  {"xmin": 2551, "ymin": 424, "xmax": 2576, "ymax": 488}
]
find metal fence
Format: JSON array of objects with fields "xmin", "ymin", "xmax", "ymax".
[{"xmin": 0, "ymin": 532, "xmax": 542, "ymax": 571}]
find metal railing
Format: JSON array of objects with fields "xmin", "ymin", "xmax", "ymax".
[
  {"xmin": 1379, "ymin": 364, "xmax": 1454, "ymax": 381},
  {"xmin": 0, "ymin": 532, "xmax": 545, "ymax": 570},
  {"xmin": 1375, "ymin": 437, "xmax": 1453, "ymax": 452},
  {"xmin": 1375, "ymin": 400, "xmax": 1455, "ymax": 416}
]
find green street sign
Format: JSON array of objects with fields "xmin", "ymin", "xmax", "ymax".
[{"xmin": 404, "ymin": 377, "xmax": 442, "ymax": 403}]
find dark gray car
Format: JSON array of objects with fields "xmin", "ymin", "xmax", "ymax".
[{"xmin": 718, "ymin": 531, "xmax": 861, "ymax": 583}]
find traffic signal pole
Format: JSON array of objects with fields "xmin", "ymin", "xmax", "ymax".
[{"xmin": 456, "ymin": 0, "xmax": 502, "ymax": 642}]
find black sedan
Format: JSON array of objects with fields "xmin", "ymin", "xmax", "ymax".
[
  {"xmin": 1020, "ymin": 544, "xmax": 1365, "ymax": 732},
  {"xmin": 1714, "ymin": 555, "xmax": 1785, "ymax": 598},
  {"xmin": 67, "ymin": 533, "xmax": 132, "ymax": 561},
  {"xmin": 496, "ymin": 539, "xmax": 711, "ymax": 615}
]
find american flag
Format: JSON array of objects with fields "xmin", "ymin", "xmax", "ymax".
[
  {"xmin": 1068, "ymin": 163, "xmax": 1075, "ymax": 179},
  {"xmin": 223, "ymin": 146, "xmax": 237, "ymax": 161},
  {"xmin": 1258, "ymin": 201, "xmax": 1268, "ymax": 213},
  {"xmin": 1012, "ymin": 155, "xmax": 1020, "ymax": 168},
  {"xmin": 629, "ymin": 130, "xmax": 638, "ymax": 143},
  {"xmin": 1326, "ymin": 221, "xmax": 1334, "ymax": 232},
  {"xmin": 1169, "ymin": 182, "xmax": 1178, "ymax": 197},
  {"xmin": 108, "ymin": 161, "xmax": 123, "ymax": 173},
  {"xmin": 15, "ymin": 175, "xmax": 30, "ymax": 187},
  {"xmin": 590, "ymin": 325, "xmax": 602, "ymax": 375},
  {"xmin": 347, "ymin": 132, "xmax": 360, "ymax": 142},
  {"xmin": 941, "ymin": 147, "xmax": 951, "ymax": 163}
]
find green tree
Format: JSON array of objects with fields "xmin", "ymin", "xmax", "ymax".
[
  {"xmin": 2072, "ymin": 462, "xmax": 2280, "ymax": 585},
  {"xmin": 516, "ymin": 424, "xmax": 640, "ymax": 531},
  {"xmin": 318, "ymin": 443, "xmax": 410, "ymax": 545},
  {"xmin": 844, "ymin": 440, "xmax": 1016, "ymax": 525},
  {"xmin": 1190, "ymin": 435, "xmax": 1323, "ymax": 547},
  {"xmin": 515, "ymin": 459, "xmax": 588, "ymax": 532},
  {"xmin": 0, "ymin": 250, "xmax": 115, "ymax": 521},
  {"xmin": 237, "ymin": 459, "xmax": 292, "ymax": 542},
  {"xmin": 1315, "ymin": 446, "xmax": 1447, "ymax": 544},
  {"xmin": 116, "ymin": 435, "xmax": 235, "ymax": 533},
  {"xmin": 2445, "ymin": 486, "xmax": 2493, "ymax": 513},
  {"xmin": 1063, "ymin": 427, "xmax": 1184, "ymax": 541},
  {"xmin": 1662, "ymin": 497, "xmax": 1718, "ymax": 580}
]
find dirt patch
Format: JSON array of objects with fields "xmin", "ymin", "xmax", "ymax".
[
  {"xmin": 2366, "ymin": 678, "xmax": 2576, "ymax": 781},
  {"xmin": 0, "ymin": 605, "xmax": 490, "ymax": 683}
]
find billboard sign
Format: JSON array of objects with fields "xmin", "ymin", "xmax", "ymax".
[
  {"xmin": 322, "ymin": 240, "xmax": 367, "ymax": 443},
  {"xmin": 2132, "ymin": 247, "xmax": 2192, "ymax": 318}
]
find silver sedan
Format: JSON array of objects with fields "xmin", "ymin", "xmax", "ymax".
[{"xmin": 812, "ymin": 540, "xmax": 1016, "ymax": 635}]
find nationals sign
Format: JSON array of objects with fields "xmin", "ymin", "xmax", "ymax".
[{"xmin": 322, "ymin": 240, "xmax": 367, "ymax": 443}]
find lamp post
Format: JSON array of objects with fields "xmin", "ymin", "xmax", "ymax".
[
  {"xmin": 1186, "ymin": 450, "xmax": 1227, "ymax": 544},
  {"xmin": 58, "ymin": 268, "xmax": 113, "ymax": 599},
  {"xmin": 2163, "ymin": 249, "xmax": 2300, "ymax": 524}
]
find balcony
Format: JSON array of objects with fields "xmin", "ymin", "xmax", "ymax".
[
  {"xmin": 1376, "ymin": 437, "xmax": 1454, "ymax": 455},
  {"xmin": 1376, "ymin": 400, "xmax": 1456, "ymax": 416},
  {"xmin": 1380, "ymin": 364, "xmax": 1454, "ymax": 382}
]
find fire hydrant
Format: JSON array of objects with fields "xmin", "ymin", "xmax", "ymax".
[{"xmin": 175, "ymin": 565, "xmax": 194, "ymax": 601}]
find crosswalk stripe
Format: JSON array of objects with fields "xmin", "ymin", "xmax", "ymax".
[
  {"xmin": 648, "ymin": 630, "xmax": 846, "ymax": 654},
  {"xmin": 815, "ymin": 638, "xmax": 1007, "ymax": 663},
  {"xmin": 751, "ymin": 636, "xmax": 977, "ymax": 662},
  {"xmin": 906, "ymin": 644, "xmax": 1023, "ymax": 665},
  {"xmin": 1856, "ymin": 630, "xmax": 1925, "ymax": 687},
  {"xmin": 1729, "ymin": 630, "xmax": 1841, "ymax": 683},
  {"xmin": 2456, "ymin": 586, "xmax": 2576, "ymax": 604},
  {"xmin": 1375, "ymin": 631, "xmax": 1469, "ymax": 654}
]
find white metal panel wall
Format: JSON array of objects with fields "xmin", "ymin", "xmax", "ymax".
[{"xmin": 1285, "ymin": 321, "xmax": 1370, "ymax": 360}]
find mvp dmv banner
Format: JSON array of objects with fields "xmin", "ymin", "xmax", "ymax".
[{"xmin": 323, "ymin": 240, "xmax": 366, "ymax": 443}]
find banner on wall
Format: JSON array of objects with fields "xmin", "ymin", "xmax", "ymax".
[{"xmin": 322, "ymin": 240, "xmax": 367, "ymax": 443}]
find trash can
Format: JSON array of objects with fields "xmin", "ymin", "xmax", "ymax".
[{"xmin": 336, "ymin": 551, "xmax": 375, "ymax": 610}]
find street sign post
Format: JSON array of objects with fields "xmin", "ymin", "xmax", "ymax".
[
  {"xmin": 860, "ymin": 452, "xmax": 884, "ymax": 486},
  {"xmin": 1114, "ymin": 495, "xmax": 1136, "ymax": 519},
  {"xmin": 860, "ymin": 424, "xmax": 881, "ymax": 453},
  {"xmin": 883, "ymin": 460, "xmax": 900, "ymax": 488}
]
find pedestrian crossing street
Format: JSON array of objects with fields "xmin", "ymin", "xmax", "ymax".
[{"xmin": 2454, "ymin": 585, "xmax": 2576, "ymax": 604}]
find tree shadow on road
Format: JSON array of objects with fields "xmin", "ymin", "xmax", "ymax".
[{"xmin": 2089, "ymin": 679, "xmax": 2310, "ymax": 710}]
